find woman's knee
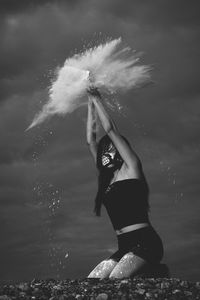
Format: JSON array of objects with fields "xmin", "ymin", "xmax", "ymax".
[
  {"xmin": 87, "ymin": 259, "xmax": 117, "ymax": 279},
  {"xmin": 109, "ymin": 252, "xmax": 146, "ymax": 279}
]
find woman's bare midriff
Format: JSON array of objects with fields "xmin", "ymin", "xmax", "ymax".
[{"xmin": 116, "ymin": 223, "xmax": 149, "ymax": 235}]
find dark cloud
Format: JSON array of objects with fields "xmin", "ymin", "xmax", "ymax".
[
  {"xmin": 0, "ymin": 0, "xmax": 199, "ymax": 283},
  {"xmin": 95, "ymin": 0, "xmax": 200, "ymax": 28},
  {"xmin": 0, "ymin": 0, "xmax": 47, "ymax": 14},
  {"xmin": 0, "ymin": 0, "xmax": 80, "ymax": 15}
]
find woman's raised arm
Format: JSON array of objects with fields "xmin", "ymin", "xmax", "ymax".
[
  {"xmin": 86, "ymin": 96, "xmax": 98, "ymax": 162},
  {"xmin": 87, "ymin": 87, "xmax": 142, "ymax": 175}
]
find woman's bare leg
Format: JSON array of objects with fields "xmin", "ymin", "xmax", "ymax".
[
  {"xmin": 87, "ymin": 259, "xmax": 118, "ymax": 279},
  {"xmin": 109, "ymin": 252, "xmax": 147, "ymax": 279}
]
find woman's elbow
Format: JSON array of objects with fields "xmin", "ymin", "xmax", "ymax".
[
  {"xmin": 128, "ymin": 157, "xmax": 143, "ymax": 172},
  {"xmin": 88, "ymin": 141, "xmax": 97, "ymax": 151}
]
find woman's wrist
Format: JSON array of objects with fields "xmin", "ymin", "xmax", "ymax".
[{"xmin": 87, "ymin": 86, "xmax": 101, "ymax": 99}]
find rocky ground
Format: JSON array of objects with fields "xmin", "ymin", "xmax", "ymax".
[{"xmin": 0, "ymin": 277, "xmax": 199, "ymax": 300}]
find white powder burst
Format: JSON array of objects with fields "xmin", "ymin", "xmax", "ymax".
[{"xmin": 27, "ymin": 38, "xmax": 151, "ymax": 130}]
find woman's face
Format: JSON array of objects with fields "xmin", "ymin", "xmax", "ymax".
[
  {"xmin": 101, "ymin": 143, "xmax": 117, "ymax": 168},
  {"xmin": 97, "ymin": 135, "xmax": 124, "ymax": 172}
]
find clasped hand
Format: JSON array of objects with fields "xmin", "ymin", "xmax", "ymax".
[{"xmin": 87, "ymin": 86, "xmax": 101, "ymax": 98}]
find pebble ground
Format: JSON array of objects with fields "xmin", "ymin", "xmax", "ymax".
[{"xmin": 0, "ymin": 277, "xmax": 199, "ymax": 300}]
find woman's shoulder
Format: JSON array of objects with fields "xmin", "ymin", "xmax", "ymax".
[{"xmin": 115, "ymin": 163, "xmax": 142, "ymax": 181}]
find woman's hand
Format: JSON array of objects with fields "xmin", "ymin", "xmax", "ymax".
[{"xmin": 87, "ymin": 86, "xmax": 101, "ymax": 98}]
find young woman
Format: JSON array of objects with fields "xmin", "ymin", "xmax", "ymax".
[{"xmin": 86, "ymin": 87, "xmax": 163, "ymax": 279}]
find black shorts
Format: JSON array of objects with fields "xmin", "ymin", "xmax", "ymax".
[{"xmin": 108, "ymin": 226, "xmax": 164, "ymax": 264}]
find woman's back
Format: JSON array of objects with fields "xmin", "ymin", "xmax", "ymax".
[{"xmin": 103, "ymin": 178, "xmax": 150, "ymax": 230}]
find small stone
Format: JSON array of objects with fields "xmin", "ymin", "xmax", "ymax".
[
  {"xmin": 19, "ymin": 292, "xmax": 26, "ymax": 297},
  {"xmin": 18, "ymin": 283, "xmax": 29, "ymax": 291},
  {"xmin": 180, "ymin": 280, "xmax": 188, "ymax": 288},
  {"xmin": 39, "ymin": 296, "xmax": 49, "ymax": 300},
  {"xmin": 53, "ymin": 284, "xmax": 62, "ymax": 290},
  {"xmin": 137, "ymin": 288, "xmax": 146, "ymax": 295},
  {"xmin": 196, "ymin": 282, "xmax": 200, "ymax": 288},
  {"xmin": 145, "ymin": 292, "xmax": 153, "ymax": 298},
  {"xmin": 32, "ymin": 287, "xmax": 40, "ymax": 294},
  {"xmin": 120, "ymin": 279, "xmax": 129, "ymax": 284},
  {"xmin": 75, "ymin": 295, "xmax": 83, "ymax": 300},
  {"xmin": 160, "ymin": 282, "xmax": 169, "ymax": 289},
  {"xmin": 184, "ymin": 291, "xmax": 193, "ymax": 296},
  {"xmin": 96, "ymin": 293, "xmax": 108, "ymax": 300},
  {"xmin": 172, "ymin": 289, "xmax": 181, "ymax": 294},
  {"xmin": 154, "ymin": 294, "xmax": 158, "ymax": 298},
  {"xmin": 59, "ymin": 295, "xmax": 68, "ymax": 300}
]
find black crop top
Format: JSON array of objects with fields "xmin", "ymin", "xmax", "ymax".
[{"xmin": 103, "ymin": 178, "xmax": 149, "ymax": 230}]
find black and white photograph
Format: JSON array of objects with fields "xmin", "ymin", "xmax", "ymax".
[{"xmin": 0, "ymin": 0, "xmax": 200, "ymax": 298}]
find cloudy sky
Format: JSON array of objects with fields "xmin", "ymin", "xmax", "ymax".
[{"xmin": 0, "ymin": 0, "xmax": 200, "ymax": 283}]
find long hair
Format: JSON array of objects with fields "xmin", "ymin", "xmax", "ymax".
[
  {"xmin": 94, "ymin": 169, "xmax": 114, "ymax": 216},
  {"xmin": 93, "ymin": 134, "xmax": 150, "ymax": 216},
  {"xmin": 94, "ymin": 135, "xmax": 125, "ymax": 216}
]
